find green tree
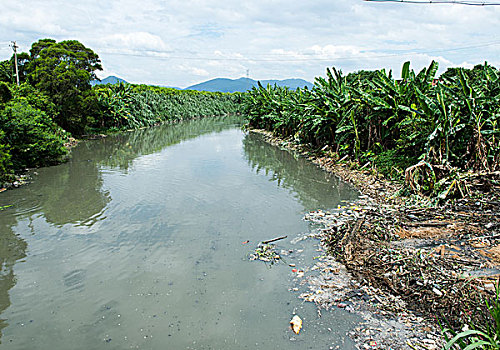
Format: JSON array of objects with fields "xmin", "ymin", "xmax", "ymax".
[
  {"xmin": 0, "ymin": 82, "xmax": 12, "ymax": 104},
  {"xmin": 15, "ymin": 52, "xmax": 30, "ymax": 83},
  {"xmin": 0, "ymin": 60, "xmax": 13, "ymax": 83},
  {"xmin": 27, "ymin": 39, "xmax": 102, "ymax": 134},
  {"xmin": 0, "ymin": 98, "xmax": 68, "ymax": 170},
  {"xmin": 0, "ymin": 52, "xmax": 30, "ymax": 84}
]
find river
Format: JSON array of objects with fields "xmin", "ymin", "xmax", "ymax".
[{"xmin": 0, "ymin": 116, "xmax": 360, "ymax": 349}]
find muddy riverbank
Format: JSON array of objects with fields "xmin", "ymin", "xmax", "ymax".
[{"xmin": 250, "ymin": 129, "xmax": 500, "ymax": 349}]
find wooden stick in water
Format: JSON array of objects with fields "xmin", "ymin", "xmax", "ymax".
[{"xmin": 261, "ymin": 235, "xmax": 288, "ymax": 244}]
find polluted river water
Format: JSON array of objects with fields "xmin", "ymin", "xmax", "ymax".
[{"xmin": 0, "ymin": 116, "xmax": 360, "ymax": 349}]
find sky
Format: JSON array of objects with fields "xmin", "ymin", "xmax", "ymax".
[{"xmin": 1, "ymin": 0, "xmax": 499, "ymax": 88}]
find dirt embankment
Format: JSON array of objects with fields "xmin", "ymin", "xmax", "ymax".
[{"xmin": 250, "ymin": 129, "xmax": 500, "ymax": 349}]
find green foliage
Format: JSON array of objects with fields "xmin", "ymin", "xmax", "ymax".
[
  {"xmin": 11, "ymin": 83, "xmax": 56, "ymax": 115},
  {"xmin": 92, "ymin": 83, "xmax": 243, "ymax": 130},
  {"xmin": 243, "ymin": 61, "xmax": 500, "ymax": 197},
  {"xmin": 0, "ymin": 82, "xmax": 12, "ymax": 104},
  {"xmin": 0, "ymin": 81, "xmax": 69, "ymax": 180},
  {"xmin": 26, "ymin": 39, "xmax": 102, "ymax": 134},
  {"xmin": 93, "ymin": 83, "xmax": 135, "ymax": 128},
  {"xmin": 0, "ymin": 52, "xmax": 33, "ymax": 85},
  {"xmin": 0, "ymin": 60, "xmax": 13, "ymax": 83},
  {"xmin": 0, "ymin": 130, "xmax": 12, "ymax": 181},
  {"xmin": 0, "ymin": 98, "xmax": 68, "ymax": 171},
  {"xmin": 372, "ymin": 149, "xmax": 415, "ymax": 179}
]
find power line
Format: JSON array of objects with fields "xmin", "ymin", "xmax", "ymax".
[{"xmin": 364, "ymin": 0, "xmax": 500, "ymax": 5}]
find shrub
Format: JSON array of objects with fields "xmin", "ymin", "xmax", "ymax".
[
  {"xmin": 0, "ymin": 82, "xmax": 12, "ymax": 104},
  {"xmin": 0, "ymin": 98, "xmax": 68, "ymax": 170},
  {"xmin": 0, "ymin": 130, "xmax": 12, "ymax": 182}
]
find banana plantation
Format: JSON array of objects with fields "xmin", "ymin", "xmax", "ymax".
[{"xmin": 243, "ymin": 61, "xmax": 500, "ymax": 199}]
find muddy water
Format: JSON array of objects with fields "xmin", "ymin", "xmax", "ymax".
[{"xmin": 0, "ymin": 116, "xmax": 360, "ymax": 349}]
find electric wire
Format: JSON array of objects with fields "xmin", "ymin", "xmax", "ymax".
[{"xmin": 364, "ymin": 0, "xmax": 500, "ymax": 5}]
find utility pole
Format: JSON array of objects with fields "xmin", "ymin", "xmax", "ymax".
[{"xmin": 10, "ymin": 41, "xmax": 19, "ymax": 85}]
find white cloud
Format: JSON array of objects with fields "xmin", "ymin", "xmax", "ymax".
[
  {"xmin": 0, "ymin": 6, "xmax": 67, "ymax": 36},
  {"xmin": 177, "ymin": 64, "xmax": 209, "ymax": 77},
  {"xmin": 98, "ymin": 32, "xmax": 170, "ymax": 52},
  {"xmin": 0, "ymin": 0, "xmax": 499, "ymax": 87}
]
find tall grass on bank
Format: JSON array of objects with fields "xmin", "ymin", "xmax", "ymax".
[
  {"xmin": 94, "ymin": 83, "xmax": 243, "ymax": 130},
  {"xmin": 243, "ymin": 62, "xmax": 500, "ymax": 199}
]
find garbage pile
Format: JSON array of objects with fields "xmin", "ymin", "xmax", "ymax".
[{"xmin": 305, "ymin": 198, "xmax": 500, "ymax": 328}]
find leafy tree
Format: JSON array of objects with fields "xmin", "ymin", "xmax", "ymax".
[
  {"xmin": 15, "ymin": 52, "xmax": 30, "ymax": 83},
  {"xmin": 11, "ymin": 83, "xmax": 55, "ymax": 115},
  {"xmin": 0, "ymin": 130, "xmax": 12, "ymax": 181},
  {"xmin": 0, "ymin": 98, "xmax": 68, "ymax": 170},
  {"xmin": 0, "ymin": 82, "xmax": 12, "ymax": 104},
  {"xmin": 29, "ymin": 38, "xmax": 57, "ymax": 60},
  {"xmin": 0, "ymin": 60, "xmax": 13, "ymax": 83},
  {"xmin": 27, "ymin": 39, "xmax": 102, "ymax": 134},
  {"xmin": 0, "ymin": 52, "xmax": 30, "ymax": 84}
]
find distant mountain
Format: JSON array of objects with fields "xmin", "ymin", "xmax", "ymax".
[
  {"xmin": 260, "ymin": 78, "xmax": 314, "ymax": 90},
  {"xmin": 157, "ymin": 85, "xmax": 181, "ymax": 90},
  {"xmin": 91, "ymin": 75, "xmax": 128, "ymax": 86},
  {"xmin": 185, "ymin": 77, "xmax": 313, "ymax": 93}
]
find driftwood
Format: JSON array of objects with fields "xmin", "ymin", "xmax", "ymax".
[
  {"xmin": 261, "ymin": 235, "xmax": 288, "ymax": 245},
  {"xmin": 405, "ymin": 221, "xmax": 449, "ymax": 228}
]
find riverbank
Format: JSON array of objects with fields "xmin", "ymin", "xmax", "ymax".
[{"xmin": 250, "ymin": 128, "xmax": 500, "ymax": 349}]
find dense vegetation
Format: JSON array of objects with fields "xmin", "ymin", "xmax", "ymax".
[
  {"xmin": 0, "ymin": 39, "xmax": 242, "ymax": 182},
  {"xmin": 93, "ymin": 83, "xmax": 241, "ymax": 131},
  {"xmin": 243, "ymin": 61, "xmax": 500, "ymax": 199},
  {"xmin": 2, "ymin": 36, "xmax": 498, "ymax": 201}
]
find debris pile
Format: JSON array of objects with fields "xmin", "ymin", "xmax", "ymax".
[
  {"xmin": 305, "ymin": 199, "xmax": 500, "ymax": 328},
  {"xmin": 249, "ymin": 129, "xmax": 500, "ymax": 346}
]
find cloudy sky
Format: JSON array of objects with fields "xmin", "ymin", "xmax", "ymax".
[{"xmin": 1, "ymin": 0, "xmax": 499, "ymax": 88}]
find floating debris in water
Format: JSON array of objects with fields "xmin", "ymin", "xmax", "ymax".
[
  {"xmin": 290, "ymin": 315, "xmax": 303, "ymax": 334},
  {"xmin": 249, "ymin": 236, "xmax": 288, "ymax": 264},
  {"xmin": 249, "ymin": 243, "xmax": 281, "ymax": 264}
]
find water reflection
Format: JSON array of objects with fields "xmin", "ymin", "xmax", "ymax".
[
  {"xmin": 242, "ymin": 132, "xmax": 358, "ymax": 210},
  {"xmin": 0, "ymin": 213, "xmax": 27, "ymax": 343},
  {"xmin": 0, "ymin": 116, "xmax": 246, "ymax": 346},
  {"xmin": 31, "ymin": 158, "xmax": 110, "ymax": 227},
  {"xmin": 94, "ymin": 115, "xmax": 245, "ymax": 171},
  {"xmin": 0, "ymin": 116, "xmax": 360, "ymax": 349},
  {"xmin": 9, "ymin": 116, "xmax": 245, "ymax": 228}
]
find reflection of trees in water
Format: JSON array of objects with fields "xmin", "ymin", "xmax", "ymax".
[
  {"xmin": 0, "ymin": 115, "xmax": 245, "ymax": 342},
  {"xmin": 32, "ymin": 156, "xmax": 111, "ymax": 227},
  {"xmin": 92, "ymin": 115, "xmax": 244, "ymax": 171},
  {"xmin": 0, "ymin": 213, "xmax": 27, "ymax": 343},
  {"xmin": 33, "ymin": 115, "xmax": 244, "ymax": 227},
  {"xmin": 242, "ymin": 133, "xmax": 358, "ymax": 209}
]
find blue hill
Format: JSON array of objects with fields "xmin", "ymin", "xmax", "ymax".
[
  {"xmin": 185, "ymin": 77, "xmax": 313, "ymax": 92},
  {"xmin": 91, "ymin": 75, "xmax": 128, "ymax": 86}
]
